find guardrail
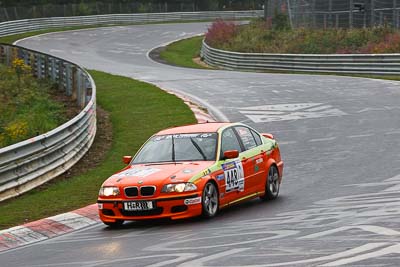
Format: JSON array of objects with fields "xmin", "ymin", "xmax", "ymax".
[
  {"xmin": 0, "ymin": 44, "xmax": 96, "ymax": 202},
  {"xmin": 0, "ymin": 11, "xmax": 262, "ymax": 202},
  {"xmin": 0, "ymin": 10, "xmax": 262, "ymax": 37},
  {"xmin": 201, "ymin": 40, "xmax": 400, "ymax": 75}
]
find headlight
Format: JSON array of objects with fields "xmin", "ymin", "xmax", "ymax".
[
  {"xmin": 99, "ymin": 186, "xmax": 120, "ymax": 197},
  {"xmin": 162, "ymin": 183, "xmax": 197, "ymax": 193}
]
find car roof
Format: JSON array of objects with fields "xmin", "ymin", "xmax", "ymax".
[{"xmin": 156, "ymin": 122, "xmax": 232, "ymax": 135}]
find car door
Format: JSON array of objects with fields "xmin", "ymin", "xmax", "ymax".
[
  {"xmin": 218, "ymin": 127, "xmax": 248, "ymax": 205},
  {"xmin": 233, "ymin": 126, "xmax": 267, "ymax": 195}
]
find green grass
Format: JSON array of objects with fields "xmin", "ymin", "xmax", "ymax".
[
  {"xmin": 0, "ymin": 61, "xmax": 195, "ymax": 229},
  {"xmin": 0, "ymin": 64, "xmax": 66, "ymax": 147},
  {"xmin": 159, "ymin": 36, "xmax": 207, "ymax": 69}
]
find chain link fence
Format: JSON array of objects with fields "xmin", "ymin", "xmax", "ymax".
[
  {"xmin": 0, "ymin": 1, "xmax": 264, "ymax": 22},
  {"xmin": 265, "ymin": 0, "xmax": 400, "ymax": 28}
]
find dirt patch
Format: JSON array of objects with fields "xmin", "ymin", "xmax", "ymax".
[
  {"xmin": 59, "ymin": 105, "xmax": 112, "ymax": 180},
  {"xmin": 192, "ymin": 57, "xmax": 213, "ymax": 69},
  {"xmin": 50, "ymin": 90, "xmax": 81, "ymax": 120}
]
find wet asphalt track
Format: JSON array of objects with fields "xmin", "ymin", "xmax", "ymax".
[{"xmin": 1, "ymin": 22, "xmax": 400, "ymax": 266}]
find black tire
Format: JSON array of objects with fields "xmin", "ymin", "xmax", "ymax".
[
  {"xmin": 202, "ymin": 182, "xmax": 219, "ymax": 218},
  {"xmin": 260, "ymin": 165, "xmax": 280, "ymax": 200},
  {"xmin": 103, "ymin": 220, "xmax": 124, "ymax": 228}
]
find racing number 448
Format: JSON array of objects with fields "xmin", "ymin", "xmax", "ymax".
[{"xmin": 223, "ymin": 160, "xmax": 244, "ymax": 192}]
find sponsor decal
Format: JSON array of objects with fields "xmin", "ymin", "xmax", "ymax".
[
  {"xmin": 216, "ymin": 174, "xmax": 225, "ymax": 181},
  {"xmin": 222, "ymin": 160, "xmax": 245, "ymax": 192},
  {"xmin": 256, "ymin": 158, "xmax": 263, "ymax": 164},
  {"xmin": 182, "ymin": 169, "xmax": 194, "ymax": 174},
  {"xmin": 202, "ymin": 169, "xmax": 211, "ymax": 177},
  {"xmin": 184, "ymin": 197, "xmax": 202, "ymax": 205},
  {"xmin": 98, "ymin": 203, "xmax": 103, "ymax": 209},
  {"xmin": 112, "ymin": 168, "xmax": 160, "ymax": 178},
  {"xmin": 254, "ymin": 165, "xmax": 260, "ymax": 172}
]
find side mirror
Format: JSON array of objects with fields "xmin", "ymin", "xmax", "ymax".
[
  {"xmin": 223, "ymin": 150, "xmax": 239, "ymax": 159},
  {"xmin": 262, "ymin": 133, "xmax": 274, "ymax": 139},
  {"xmin": 122, "ymin": 156, "xmax": 132, "ymax": 165}
]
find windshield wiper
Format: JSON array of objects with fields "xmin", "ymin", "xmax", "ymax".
[
  {"xmin": 190, "ymin": 137, "xmax": 207, "ymax": 160},
  {"xmin": 144, "ymin": 162, "xmax": 183, "ymax": 166}
]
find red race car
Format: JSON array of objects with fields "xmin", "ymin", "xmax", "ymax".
[{"xmin": 97, "ymin": 122, "xmax": 283, "ymax": 227}]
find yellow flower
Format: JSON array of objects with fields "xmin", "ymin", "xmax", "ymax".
[
  {"xmin": 11, "ymin": 58, "xmax": 31, "ymax": 74},
  {"xmin": 5, "ymin": 120, "xmax": 29, "ymax": 141}
]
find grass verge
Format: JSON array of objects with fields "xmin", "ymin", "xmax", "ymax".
[
  {"xmin": 159, "ymin": 36, "xmax": 207, "ymax": 69},
  {"xmin": 0, "ymin": 33, "xmax": 196, "ymax": 229}
]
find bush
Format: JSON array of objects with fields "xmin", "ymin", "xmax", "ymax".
[
  {"xmin": 0, "ymin": 60, "xmax": 65, "ymax": 148},
  {"xmin": 206, "ymin": 19, "xmax": 400, "ymax": 54},
  {"xmin": 205, "ymin": 19, "xmax": 238, "ymax": 48}
]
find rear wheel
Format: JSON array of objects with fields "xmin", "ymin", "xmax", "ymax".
[
  {"xmin": 103, "ymin": 219, "xmax": 124, "ymax": 228},
  {"xmin": 202, "ymin": 182, "xmax": 219, "ymax": 218},
  {"xmin": 260, "ymin": 165, "xmax": 280, "ymax": 200}
]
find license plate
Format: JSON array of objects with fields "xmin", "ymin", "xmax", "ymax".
[{"xmin": 123, "ymin": 201, "xmax": 154, "ymax": 211}]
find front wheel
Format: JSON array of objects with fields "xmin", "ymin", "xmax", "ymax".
[
  {"xmin": 202, "ymin": 182, "xmax": 219, "ymax": 218},
  {"xmin": 260, "ymin": 165, "xmax": 280, "ymax": 200}
]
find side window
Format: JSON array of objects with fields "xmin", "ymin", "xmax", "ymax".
[
  {"xmin": 235, "ymin": 127, "xmax": 257, "ymax": 151},
  {"xmin": 221, "ymin": 128, "xmax": 242, "ymax": 154},
  {"xmin": 251, "ymin": 130, "xmax": 262, "ymax": 146}
]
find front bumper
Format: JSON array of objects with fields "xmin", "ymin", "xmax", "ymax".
[{"xmin": 97, "ymin": 193, "xmax": 202, "ymax": 223}]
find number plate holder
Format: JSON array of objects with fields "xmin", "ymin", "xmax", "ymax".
[{"xmin": 123, "ymin": 201, "xmax": 155, "ymax": 211}]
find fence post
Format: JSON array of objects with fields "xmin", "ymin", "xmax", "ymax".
[
  {"xmin": 286, "ymin": 0, "xmax": 293, "ymax": 28},
  {"xmin": 371, "ymin": 0, "xmax": 375, "ymax": 26},
  {"xmin": 364, "ymin": 9, "xmax": 367, "ymax": 28},
  {"xmin": 312, "ymin": 0, "xmax": 316, "ymax": 28},
  {"xmin": 264, "ymin": 0, "xmax": 268, "ymax": 20},
  {"xmin": 328, "ymin": 0, "xmax": 332, "ymax": 27},
  {"xmin": 336, "ymin": 13, "xmax": 339, "ymax": 28},
  {"xmin": 3, "ymin": 8, "xmax": 9, "ymax": 21},
  {"xmin": 349, "ymin": 0, "xmax": 353, "ymax": 28},
  {"xmin": 398, "ymin": 10, "xmax": 400, "ymax": 28},
  {"xmin": 13, "ymin": 7, "xmax": 18, "ymax": 20},
  {"xmin": 394, "ymin": 0, "xmax": 397, "ymax": 27}
]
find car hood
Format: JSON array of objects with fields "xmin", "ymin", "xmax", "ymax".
[{"xmin": 103, "ymin": 161, "xmax": 215, "ymax": 187}]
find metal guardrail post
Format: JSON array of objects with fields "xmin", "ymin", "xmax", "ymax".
[
  {"xmin": 72, "ymin": 65, "xmax": 77, "ymax": 100},
  {"xmin": 36, "ymin": 54, "xmax": 42, "ymax": 78}
]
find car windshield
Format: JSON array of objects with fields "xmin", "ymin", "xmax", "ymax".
[{"xmin": 133, "ymin": 133, "xmax": 218, "ymax": 164}]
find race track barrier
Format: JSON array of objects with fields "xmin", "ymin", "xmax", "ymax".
[
  {"xmin": 201, "ymin": 40, "xmax": 400, "ymax": 75},
  {"xmin": 0, "ymin": 44, "xmax": 96, "ymax": 202}
]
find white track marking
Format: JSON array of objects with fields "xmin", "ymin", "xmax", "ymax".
[
  {"xmin": 321, "ymin": 243, "xmax": 400, "ymax": 267},
  {"xmin": 299, "ymin": 225, "xmax": 400, "ymax": 239},
  {"xmin": 239, "ymin": 103, "xmax": 346, "ymax": 123}
]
